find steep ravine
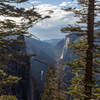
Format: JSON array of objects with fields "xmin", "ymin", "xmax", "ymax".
[
  {"xmin": 6, "ymin": 35, "xmax": 78, "ymax": 100},
  {"xmin": 25, "ymin": 34, "xmax": 78, "ymax": 100}
]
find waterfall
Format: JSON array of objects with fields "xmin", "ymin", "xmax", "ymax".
[
  {"xmin": 41, "ymin": 70, "xmax": 44, "ymax": 81},
  {"xmin": 60, "ymin": 37, "xmax": 70, "ymax": 59}
]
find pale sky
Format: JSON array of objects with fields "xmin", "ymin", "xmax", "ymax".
[
  {"xmin": 27, "ymin": 0, "xmax": 79, "ymax": 40},
  {"xmin": 1, "ymin": 0, "xmax": 78, "ymax": 40}
]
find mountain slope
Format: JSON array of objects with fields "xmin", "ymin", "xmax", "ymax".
[
  {"xmin": 23, "ymin": 35, "xmax": 78, "ymax": 99},
  {"xmin": 25, "ymin": 37, "xmax": 57, "ymax": 60},
  {"xmin": 25, "ymin": 37, "xmax": 56, "ymax": 89}
]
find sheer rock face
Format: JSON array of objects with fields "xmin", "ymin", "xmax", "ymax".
[
  {"xmin": 56, "ymin": 34, "xmax": 79, "ymax": 62},
  {"xmin": 11, "ymin": 35, "xmax": 31, "ymax": 100},
  {"xmin": 55, "ymin": 35, "xmax": 79, "ymax": 87},
  {"xmin": 2, "ymin": 35, "xmax": 56, "ymax": 100},
  {"xmin": 2, "ymin": 35, "xmax": 40, "ymax": 100},
  {"xmin": 25, "ymin": 37, "xmax": 56, "ymax": 89},
  {"xmin": 1, "ymin": 34, "xmax": 80, "ymax": 100}
]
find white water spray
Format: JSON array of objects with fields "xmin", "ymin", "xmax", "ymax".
[
  {"xmin": 41, "ymin": 70, "xmax": 44, "ymax": 81},
  {"xmin": 60, "ymin": 37, "xmax": 70, "ymax": 59}
]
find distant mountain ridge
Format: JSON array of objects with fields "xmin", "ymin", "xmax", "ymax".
[
  {"xmin": 25, "ymin": 37, "xmax": 57, "ymax": 60},
  {"xmin": 43, "ymin": 38, "xmax": 62, "ymax": 46}
]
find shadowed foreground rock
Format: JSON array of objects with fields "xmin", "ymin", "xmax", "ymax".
[{"xmin": 1, "ymin": 35, "xmax": 40, "ymax": 100}]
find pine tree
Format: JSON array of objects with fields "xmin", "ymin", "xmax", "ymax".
[
  {"xmin": 53, "ymin": 61, "xmax": 67, "ymax": 100},
  {"xmin": 42, "ymin": 62, "xmax": 67, "ymax": 100},
  {"xmin": 61, "ymin": 0, "xmax": 100, "ymax": 99},
  {"xmin": 0, "ymin": 0, "xmax": 43, "ymax": 98},
  {"xmin": 84, "ymin": 0, "xmax": 95, "ymax": 99},
  {"xmin": 41, "ymin": 64, "xmax": 55, "ymax": 100},
  {"xmin": 0, "ymin": 95, "xmax": 18, "ymax": 100}
]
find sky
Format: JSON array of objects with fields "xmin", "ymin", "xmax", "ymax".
[
  {"xmin": 2, "ymin": 0, "xmax": 100, "ymax": 40},
  {"xmin": 14, "ymin": 0, "xmax": 78, "ymax": 40},
  {"xmin": 7, "ymin": 0, "xmax": 100, "ymax": 40}
]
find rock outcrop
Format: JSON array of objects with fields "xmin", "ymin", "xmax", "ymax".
[{"xmin": 1, "ymin": 35, "xmax": 40, "ymax": 100}]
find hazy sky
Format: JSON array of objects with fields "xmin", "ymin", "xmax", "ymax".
[{"xmin": 18, "ymin": 0, "xmax": 78, "ymax": 40}]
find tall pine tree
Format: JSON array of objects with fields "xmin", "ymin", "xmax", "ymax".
[
  {"xmin": 84, "ymin": 0, "xmax": 95, "ymax": 99},
  {"xmin": 53, "ymin": 61, "xmax": 67, "ymax": 100},
  {"xmin": 61, "ymin": 0, "xmax": 100, "ymax": 99},
  {"xmin": 0, "ymin": 0, "xmax": 43, "ymax": 99},
  {"xmin": 42, "ymin": 62, "xmax": 67, "ymax": 100}
]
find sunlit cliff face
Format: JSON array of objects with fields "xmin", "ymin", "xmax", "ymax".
[{"xmin": 60, "ymin": 37, "xmax": 70, "ymax": 59}]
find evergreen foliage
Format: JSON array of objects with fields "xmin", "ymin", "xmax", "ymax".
[
  {"xmin": 53, "ymin": 61, "xmax": 67, "ymax": 100},
  {"xmin": 42, "ymin": 62, "xmax": 67, "ymax": 100},
  {"xmin": 42, "ymin": 64, "xmax": 55, "ymax": 100},
  {"xmin": 0, "ymin": 0, "xmax": 44, "ymax": 99},
  {"xmin": 61, "ymin": 0, "xmax": 100, "ymax": 99},
  {"xmin": 0, "ymin": 95, "xmax": 18, "ymax": 100}
]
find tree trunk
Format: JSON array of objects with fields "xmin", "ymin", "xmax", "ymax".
[
  {"xmin": 84, "ymin": 0, "xmax": 95, "ymax": 100},
  {"xmin": 84, "ymin": 0, "xmax": 95, "ymax": 99}
]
